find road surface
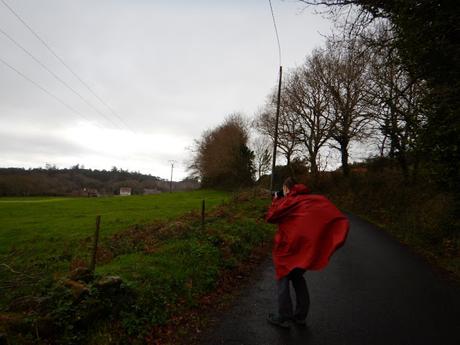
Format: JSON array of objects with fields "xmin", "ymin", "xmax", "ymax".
[{"xmin": 201, "ymin": 214, "xmax": 460, "ymax": 345}]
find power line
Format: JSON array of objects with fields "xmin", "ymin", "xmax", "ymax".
[
  {"xmin": 267, "ymin": 0, "xmax": 283, "ymax": 191},
  {"xmin": 0, "ymin": 26, "xmax": 123, "ymax": 130},
  {"xmin": 0, "ymin": 0, "xmax": 133, "ymax": 132},
  {"xmin": 0, "ymin": 56, "xmax": 92, "ymax": 123},
  {"xmin": 268, "ymin": 0, "xmax": 282, "ymax": 66}
]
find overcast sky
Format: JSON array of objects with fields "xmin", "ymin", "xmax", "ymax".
[{"xmin": 0, "ymin": 0, "xmax": 336, "ymax": 180}]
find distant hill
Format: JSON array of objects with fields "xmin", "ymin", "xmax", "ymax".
[{"xmin": 0, "ymin": 166, "xmax": 199, "ymax": 196}]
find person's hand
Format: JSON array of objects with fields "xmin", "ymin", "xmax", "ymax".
[
  {"xmin": 283, "ymin": 185, "xmax": 289, "ymax": 195},
  {"xmin": 273, "ymin": 190, "xmax": 284, "ymax": 199}
]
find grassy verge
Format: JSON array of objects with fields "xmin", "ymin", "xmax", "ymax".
[{"xmin": 0, "ymin": 190, "xmax": 274, "ymax": 344}]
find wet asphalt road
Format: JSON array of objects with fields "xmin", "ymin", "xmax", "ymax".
[{"xmin": 201, "ymin": 214, "xmax": 460, "ymax": 345}]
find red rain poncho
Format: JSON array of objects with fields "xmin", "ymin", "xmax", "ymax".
[{"xmin": 266, "ymin": 184, "xmax": 349, "ymax": 280}]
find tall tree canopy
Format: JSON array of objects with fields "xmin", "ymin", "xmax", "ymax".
[
  {"xmin": 189, "ymin": 114, "xmax": 255, "ymax": 189},
  {"xmin": 300, "ymin": 0, "xmax": 460, "ymax": 188},
  {"xmin": 284, "ymin": 49, "xmax": 334, "ymax": 176}
]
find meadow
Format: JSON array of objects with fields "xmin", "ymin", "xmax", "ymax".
[
  {"xmin": 0, "ymin": 190, "xmax": 229, "ymax": 306},
  {"xmin": 0, "ymin": 190, "xmax": 275, "ymax": 344},
  {"xmin": 0, "ymin": 190, "xmax": 228, "ymax": 254}
]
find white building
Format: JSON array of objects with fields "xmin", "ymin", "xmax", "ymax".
[{"xmin": 119, "ymin": 187, "xmax": 132, "ymax": 196}]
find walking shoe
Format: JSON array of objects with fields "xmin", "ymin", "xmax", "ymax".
[{"xmin": 267, "ymin": 313, "xmax": 291, "ymax": 329}]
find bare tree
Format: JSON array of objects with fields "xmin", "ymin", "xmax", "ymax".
[
  {"xmin": 251, "ymin": 136, "xmax": 272, "ymax": 181},
  {"xmin": 365, "ymin": 27, "xmax": 427, "ymax": 180},
  {"xmin": 284, "ymin": 50, "xmax": 335, "ymax": 176},
  {"xmin": 316, "ymin": 39, "xmax": 372, "ymax": 176},
  {"xmin": 254, "ymin": 89, "xmax": 302, "ymax": 167}
]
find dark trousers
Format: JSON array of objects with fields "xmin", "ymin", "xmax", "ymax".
[{"xmin": 278, "ymin": 268, "xmax": 310, "ymax": 321}]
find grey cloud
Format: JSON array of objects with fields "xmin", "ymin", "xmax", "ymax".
[
  {"xmin": 0, "ymin": 129, "xmax": 93, "ymax": 157},
  {"xmin": 0, "ymin": 0, "xmax": 331, "ymax": 178}
]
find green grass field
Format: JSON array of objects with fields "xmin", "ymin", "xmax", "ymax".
[
  {"xmin": 0, "ymin": 190, "xmax": 228, "ymax": 255},
  {"xmin": 0, "ymin": 190, "xmax": 274, "ymax": 344},
  {"xmin": 0, "ymin": 190, "xmax": 229, "ymax": 303}
]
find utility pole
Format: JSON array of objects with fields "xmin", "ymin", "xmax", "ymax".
[
  {"xmin": 270, "ymin": 65, "xmax": 282, "ymax": 191},
  {"xmin": 168, "ymin": 160, "xmax": 176, "ymax": 193}
]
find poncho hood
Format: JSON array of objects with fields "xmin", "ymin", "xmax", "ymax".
[{"xmin": 288, "ymin": 183, "xmax": 310, "ymax": 196}]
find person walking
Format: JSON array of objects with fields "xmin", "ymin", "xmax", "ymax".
[{"xmin": 266, "ymin": 177, "xmax": 349, "ymax": 328}]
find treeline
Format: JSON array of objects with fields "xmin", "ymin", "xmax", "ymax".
[
  {"xmin": 0, "ymin": 166, "xmax": 198, "ymax": 196},
  {"xmin": 190, "ymin": 21, "xmax": 432, "ymax": 188},
  {"xmin": 188, "ymin": 0, "xmax": 458, "ymax": 272}
]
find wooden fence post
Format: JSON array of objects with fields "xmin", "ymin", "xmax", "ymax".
[
  {"xmin": 90, "ymin": 215, "xmax": 101, "ymax": 272},
  {"xmin": 201, "ymin": 199, "xmax": 205, "ymax": 229}
]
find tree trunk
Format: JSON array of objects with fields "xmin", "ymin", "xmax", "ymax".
[
  {"xmin": 286, "ymin": 153, "xmax": 291, "ymax": 167},
  {"xmin": 397, "ymin": 152, "xmax": 409, "ymax": 182},
  {"xmin": 309, "ymin": 152, "xmax": 318, "ymax": 177},
  {"xmin": 411, "ymin": 151, "xmax": 420, "ymax": 184},
  {"xmin": 341, "ymin": 142, "xmax": 350, "ymax": 176}
]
